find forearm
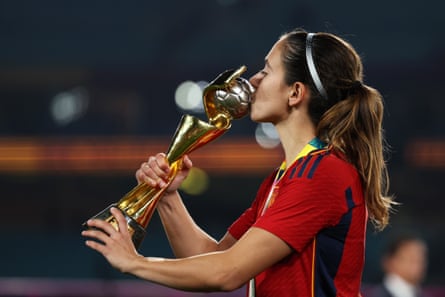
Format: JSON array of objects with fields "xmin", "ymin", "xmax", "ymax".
[
  {"xmin": 157, "ymin": 191, "xmax": 220, "ymax": 258},
  {"xmin": 83, "ymin": 212, "xmax": 290, "ymax": 294},
  {"xmin": 126, "ymin": 252, "xmax": 242, "ymax": 292}
]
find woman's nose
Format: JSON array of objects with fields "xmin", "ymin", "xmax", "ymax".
[{"xmin": 249, "ymin": 73, "xmax": 260, "ymax": 88}]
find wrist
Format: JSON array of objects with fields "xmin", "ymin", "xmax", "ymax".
[
  {"xmin": 121, "ymin": 253, "xmax": 145, "ymax": 275},
  {"xmin": 158, "ymin": 191, "xmax": 179, "ymax": 208}
]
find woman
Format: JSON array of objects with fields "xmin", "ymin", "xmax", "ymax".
[{"xmin": 82, "ymin": 28, "xmax": 395, "ymax": 296}]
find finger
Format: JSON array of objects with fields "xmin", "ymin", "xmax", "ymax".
[
  {"xmin": 134, "ymin": 161, "xmax": 157, "ymax": 187},
  {"xmin": 183, "ymin": 155, "xmax": 193, "ymax": 170},
  {"xmin": 110, "ymin": 207, "xmax": 130, "ymax": 237},
  {"xmin": 136, "ymin": 163, "xmax": 149, "ymax": 184},
  {"xmin": 140, "ymin": 165, "xmax": 162, "ymax": 187},
  {"xmin": 133, "ymin": 163, "xmax": 155, "ymax": 187},
  {"xmin": 151, "ymin": 154, "xmax": 171, "ymax": 177},
  {"xmin": 86, "ymin": 219, "xmax": 118, "ymax": 236},
  {"xmin": 85, "ymin": 239, "xmax": 108, "ymax": 254},
  {"xmin": 82, "ymin": 228, "xmax": 111, "ymax": 244},
  {"xmin": 146, "ymin": 156, "xmax": 168, "ymax": 178},
  {"xmin": 146, "ymin": 155, "xmax": 171, "ymax": 187},
  {"xmin": 135, "ymin": 168, "xmax": 147, "ymax": 185},
  {"xmin": 154, "ymin": 153, "xmax": 170, "ymax": 171}
]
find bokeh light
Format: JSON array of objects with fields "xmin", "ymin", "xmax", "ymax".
[
  {"xmin": 50, "ymin": 86, "xmax": 89, "ymax": 126},
  {"xmin": 174, "ymin": 81, "xmax": 207, "ymax": 112},
  {"xmin": 179, "ymin": 167, "xmax": 210, "ymax": 195},
  {"xmin": 255, "ymin": 122, "xmax": 280, "ymax": 149}
]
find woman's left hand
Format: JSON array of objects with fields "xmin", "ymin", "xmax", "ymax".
[{"xmin": 81, "ymin": 207, "xmax": 141, "ymax": 273}]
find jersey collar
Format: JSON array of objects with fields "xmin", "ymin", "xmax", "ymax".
[{"xmin": 276, "ymin": 137, "xmax": 326, "ymax": 180}]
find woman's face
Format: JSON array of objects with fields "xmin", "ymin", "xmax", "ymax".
[{"xmin": 249, "ymin": 38, "xmax": 293, "ymax": 124}]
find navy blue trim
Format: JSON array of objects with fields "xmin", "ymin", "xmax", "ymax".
[
  {"xmin": 289, "ymin": 166, "xmax": 297, "ymax": 179},
  {"xmin": 307, "ymin": 154, "xmax": 324, "ymax": 179},
  {"xmin": 313, "ymin": 187, "xmax": 355, "ymax": 296},
  {"xmin": 289, "ymin": 158, "xmax": 303, "ymax": 179},
  {"xmin": 345, "ymin": 187, "xmax": 355, "ymax": 209},
  {"xmin": 297, "ymin": 155, "xmax": 313, "ymax": 178}
]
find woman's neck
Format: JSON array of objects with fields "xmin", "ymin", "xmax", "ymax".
[
  {"xmin": 276, "ymin": 123, "xmax": 316, "ymax": 168},
  {"xmin": 274, "ymin": 102, "xmax": 317, "ymax": 168}
]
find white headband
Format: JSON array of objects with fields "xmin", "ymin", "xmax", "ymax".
[{"xmin": 306, "ymin": 33, "xmax": 328, "ymax": 100}]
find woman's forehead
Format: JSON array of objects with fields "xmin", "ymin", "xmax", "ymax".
[{"xmin": 265, "ymin": 39, "xmax": 285, "ymax": 66}]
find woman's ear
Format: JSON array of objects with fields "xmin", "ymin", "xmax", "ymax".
[{"xmin": 288, "ymin": 82, "xmax": 307, "ymax": 107}]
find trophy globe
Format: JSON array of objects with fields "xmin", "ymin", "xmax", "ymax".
[{"xmin": 204, "ymin": 66, "xmax": 254, "ymax": 129}]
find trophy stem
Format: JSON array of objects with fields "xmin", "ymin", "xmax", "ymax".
[
  {"xmin": 118, "ymin": 158, "xmax": 183, "ymax": 228},
  {"xmin": 85, "ymin": 114, "xmax": 227, "ymax": 249},
  {"xmin": 113, "ymin": 114, "xmax": 222, "ymax": 230}
]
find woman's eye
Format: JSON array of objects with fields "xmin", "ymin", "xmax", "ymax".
[{"xmin": 260, "ymin": 70, "xmax": 268, "ymax": 76}]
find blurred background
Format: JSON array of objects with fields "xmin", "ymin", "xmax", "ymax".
[{"xmin": 0, "ymin": 0, "xmax": 443, "ymax": 296}]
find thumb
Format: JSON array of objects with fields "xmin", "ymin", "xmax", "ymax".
[
  {"xmin": 182, "ymin": 154, "xmax": 193, "ymax": 171},
  {"xmin": 110, "ymin": 207, "xmax": 130, "ymax": 237}
]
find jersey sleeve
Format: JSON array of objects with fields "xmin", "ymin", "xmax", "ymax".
[
  {"xmin": 253, "ymin": 155, "xmax": 361, "ymax": 253},
  {"xmin": 228, "ymin": 172, "xmax": 276, "ymax": 240}
]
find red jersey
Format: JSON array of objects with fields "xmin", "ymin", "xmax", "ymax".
[{"xmin": 228, "ymin": 149, "xmax": 367, "ymax": 297}]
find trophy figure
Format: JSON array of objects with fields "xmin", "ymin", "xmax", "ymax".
[{"xmin": 83, "ymin": 66, "xmax": 255, "ymax": 249}]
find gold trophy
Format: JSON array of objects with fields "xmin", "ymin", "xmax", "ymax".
[{"xmin": 83, "ymin": 66, "xmax": 254, "ymax": 249}]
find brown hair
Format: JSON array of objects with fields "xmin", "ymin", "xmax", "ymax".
[{"xmin": 281, "ymin": 28, "xmax": 395, "ymax": 230}]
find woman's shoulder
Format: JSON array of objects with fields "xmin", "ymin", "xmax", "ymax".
[
  {"xmin": 317, "ymin": 149, "xmax": 355, "ymax": 169},
  {"xmin": 285, "ymin": 148, "xmax": 359, "ymax": 183}
]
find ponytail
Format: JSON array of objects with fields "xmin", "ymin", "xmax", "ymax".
[
  {"xmin": 281, "ymin": 29, "xmax": 396, "ymax": 230},
  {"xmin": 317, "ymin": 83, "xmax": 395, "ymax": 230}
]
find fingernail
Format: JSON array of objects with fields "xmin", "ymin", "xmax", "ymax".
[{"xmin": 145, "ymin": 178, "xmax": 155, "ymax": 187}]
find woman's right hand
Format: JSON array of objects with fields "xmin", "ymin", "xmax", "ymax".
[{"xmin": 135, "ymin": 153, "xmax": 193, "ymax": 195}]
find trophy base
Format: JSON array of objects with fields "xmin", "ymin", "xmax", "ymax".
[{"xmin": 83, "ymin": 203, "xmax": 146, "ymax": 250}]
